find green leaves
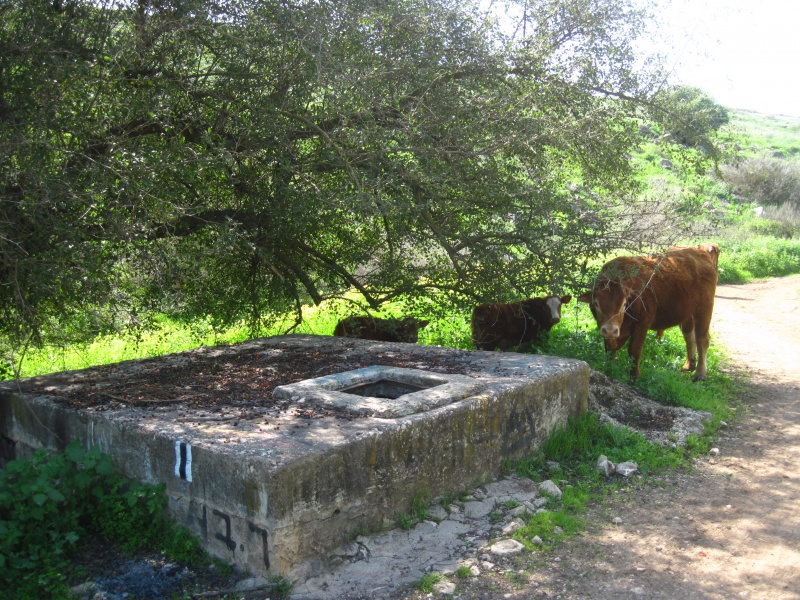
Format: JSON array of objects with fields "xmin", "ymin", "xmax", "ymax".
[
  {"xmin": 1, "ymin": 0, "xmax": 718, "ymax": 366},
  {"xmin": 0, "ymin": 441, "xmax": 187, "ymax": 598}
]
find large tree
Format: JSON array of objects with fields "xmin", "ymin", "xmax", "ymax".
[{"xmin": 0, "ymin": 0, "xmax": 714, "ymax": 365}]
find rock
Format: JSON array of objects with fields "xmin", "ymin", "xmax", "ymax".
[
  {"xmin": 616, "ymin": 462, "xmax": 638, "ymax": 477},
  {"xmin": 597, "ymin": 455, "xmax": 616, "ymax": 477},
  {"xmin": 70, "ymin": 582, "xmax": 97, "ymax": 599},
  {"xmin": 510, "ymin": 505, "xmax": 529, "ymax": 517},
  {"xmin": 531, "ymin": 535, "xmax": 543, "ymax": 545},
  {"xmin": 234, "ymin": 575, "xmax": 272, "ymax": 591},
  {"xmin": 433, "ymin": 581, "xmax": 457, "ymax": 595},
  {"xmin": 429, "ymin": 505, "xmax": 449, "ymax": 520},
  {"xmin": 489, "ymin": 539, "xmax": 525, "ymax": 556},
  {"xmin": 469, "ymin": 565, "xmax": 481, "ymax": 576},
  {"xmin": 709, "ymin": 447, "xmax": 720, "ymax": 456},
  {"xmin": 501, "ymin": 518, "xmax": 526, "ymax": 536},
  {"xmin": 538, "ymin": 480, "xmax": 562, "ymax": 499},
  {"xmin": 612, "ymin": 517, "xmax": 623, "ymax": 525}
]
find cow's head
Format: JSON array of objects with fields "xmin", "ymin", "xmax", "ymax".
[
  {"xmin": 396, "ymin": 317, "xmax": 430, "ymax": 343},
  {"xmin": 578, "ymin": 279, "xmax": 631, "ymax": 341},
  {"xmin": 547, "ymin": 294, "xmax": 572, "ymax": 326},
  {"xmin": 524, "ymin": 295, "xmax": 572, "ymax": 328}
]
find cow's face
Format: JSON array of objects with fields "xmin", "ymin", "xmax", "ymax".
[
  {"xmin": 578, "ymin": 282, "xmax": 628, "ymax": 340},
  {"xmin": 544, "ymin": 295, "xmax": 571, "ymax": 326},
  {"xmin": 397, "ymin": 318, "xmax": 429, "ymax": 342}
]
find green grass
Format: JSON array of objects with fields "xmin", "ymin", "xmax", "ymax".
[
  {"xmin": 416, "ymin": 572, "xmax": 444, "ymax": 593},
  {"xmin": 716, "ymin": 235, "xmax": 800, "ymax": 283},
  {"xmin": 727, "ymin": 110, "xmax": 800, "ymax": 158}
]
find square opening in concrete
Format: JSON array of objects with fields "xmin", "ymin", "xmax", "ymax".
[
  {"xmin": 338, "ymin": 379, "xmax": 431, "ymax": 398},
  {"xmin": 272, "ymin": 365, "xmax": 486, "ymax": 418}
]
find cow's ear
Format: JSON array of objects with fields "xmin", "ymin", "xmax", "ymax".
[
  {"xmin": 418, "ymin": 320, "xmax": 430, "ymax": 329},
  {"xmin": 576, "ymin": 291, "xmax": 591, "ymax": 303},
  {"xmin": 561, "ymin": 295, "xmax": 572, "ymax": 305}
]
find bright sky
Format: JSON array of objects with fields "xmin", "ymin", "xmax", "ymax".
[{"xmin": 654, "ymin": 0, "xmax": 800, "ymax": 117}]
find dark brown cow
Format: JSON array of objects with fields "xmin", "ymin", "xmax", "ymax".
[
  {"xmin": 472, "ymin": 295, "xmax": 572, "ymax": 351},
  {"xmin": 578, "ymin": 243, "xmax": 719, "ymax": 381},
  {"xmin": 333, "ymin": 316, "xmax": 429, "ymax": 343}
]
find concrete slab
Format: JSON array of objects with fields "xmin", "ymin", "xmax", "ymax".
[{"xmin": 0, "ymin": 335, "xmax": 588, "ymax": 581}]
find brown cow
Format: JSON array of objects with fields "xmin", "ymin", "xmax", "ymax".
[
  {"xmin": 333, "ymin": 316, "xmax": 429, "ymax": 343},
  {"xmin": 603, "ymin": 243, "xmax": 719, "ymax": 353},
  {"xmin": 472, "ymin": 295, "xmax": 572, "ymax": 351},
  {"xmin": 578, "ymin": 244, "xmax": 719, "ymax": 381}
]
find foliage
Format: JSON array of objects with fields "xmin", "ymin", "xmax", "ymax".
[
  {"xmin": 0, "ymin": 442, "xmax": 209, "ymax": 599},
  {"xmin": 456, "ymin": 565, "xmax": 473, "ymax": 578},
  {"xmin": 396, "ymin": 488, "xmax": 432, "ymax": 530},
  {"xmin": 721, "ymin": 156, "xmax": 800, "ymax": 208},
  {"xmin": 716, "ymin": 235, "xmax": 800, "ymax": 283},
  {"xmin": 1, "ymin": 0, "xmax": 719, "ymax": 369},
  {"xmin": 268, "ymin": 575, "xmax": 295, "ymax": 599},
  {"xmin": 657, "ymin": 85, "xmax": 730, "ymax": 149},
  {"xmin": 511, "ymin": 413, "xmax": 687, "ymax": 482},
  {"xmin": 416, "ymin": 572, "xmax": 444, "ymax": 593},
  {"xmin": 514, "ymin": 487, "xmax": 586, "ymax": 550}
]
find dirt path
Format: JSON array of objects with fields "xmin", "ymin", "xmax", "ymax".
[{"xmin": 427, "ymin": 275, "xmax": 800, "ymax": 600}]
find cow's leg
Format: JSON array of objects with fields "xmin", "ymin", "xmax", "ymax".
[
  {"xmin": 680, "ymin": 320, "xmax": 697, "ymax": 372},
  {"xmin": 626, "ymin": 327, "xmax": 649, "ymax": 382},
  {"xmin": 692, "ymin": 316, "xmax": 713, "ymax": 382}
]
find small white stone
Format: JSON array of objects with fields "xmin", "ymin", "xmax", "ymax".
[
  {"xmin": 709, "ymin": 447, "xmax": 720, "ymax": 456},
  {"xmin": 616, "ymin": 461, "xmax": 638, "ymax": 477},
  {"xmin": 489, "ymin": 539, "xmax": 525, "ymax": 556},
  {"xmin": 538, "ymin": 480, "xmax": 563, "ymax": 499},
  {"xmin": 433, "ymin": 581, "xmax": 456, "ymax": 595},
  {"xmin": 501, "ymin": 518, "xmax": 526, "ymax": 536},
  {"xmin": 612, "ymin": 517, "xmax": 623, "ymax": 525}
]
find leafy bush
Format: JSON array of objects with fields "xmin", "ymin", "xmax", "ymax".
[
  {"xmin": 744, "ymin": 217, "xmax": 797, "ymax": 239},
  {"xmin": 721, "ymin": 156, "xmax": 800, "ymax": 207},
  {"xmin": 717, "ymin": 236, "xmax": 800, "ymax": 283},
  {"xmin": 0, "ymin": 442, "xmax": 207, "ymax": 599}
]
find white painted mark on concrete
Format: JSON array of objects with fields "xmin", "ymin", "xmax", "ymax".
[{"xmin": 175, "ymin": 440, "xmax": 192, "ymax": 482}]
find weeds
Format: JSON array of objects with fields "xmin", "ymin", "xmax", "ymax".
[
  {"xmin": 269, "ymin": 574, "xmax": 295, "ymax": 598},
  {"xmin": 416, "ymin": 573, "xmax": 443, "ymax": 593},
  {"xmin": 455, "ymin": 566, "xmax": 473, "ymax": 578},
  {"xmin": 0, "ymin": 442, "xmax": 216, "ymax": 599}
]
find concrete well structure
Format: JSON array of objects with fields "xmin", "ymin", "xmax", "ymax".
[{"xmin": 0, "ymin": 335, "xmax": 588, "ymax": 580}]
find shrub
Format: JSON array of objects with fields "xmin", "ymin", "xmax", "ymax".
[
  {"xmin": 0, "ymin": 442, "xmax": 206, "ymax": 599},
  {"xmin": 717, "ymin": 236, "xmax": 800, "ymax": 283},
  {"xmin": 721, "ymin": 156, "xmax": 800, "ymax": 207}
]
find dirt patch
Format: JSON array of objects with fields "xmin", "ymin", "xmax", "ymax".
[{"xmin": 411, "ymin": 275, "xmax": 800, "ymax": 600}]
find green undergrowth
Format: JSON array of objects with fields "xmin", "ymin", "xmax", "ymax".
[
  {"xmin": 0, "ymin": 442, "xmax": 222, "ymax": 600},
  {"xmin": 504, "ymin": 411, "xmax": 695, "ymax": 553},
  {"xmin": 716, "ymin": 235, "xmax": 800, "ymax": 283}
]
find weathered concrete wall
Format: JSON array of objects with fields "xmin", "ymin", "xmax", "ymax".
[{"xmin": 0, "ymin": 335, "xmax": 588, "ymax": 579}]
